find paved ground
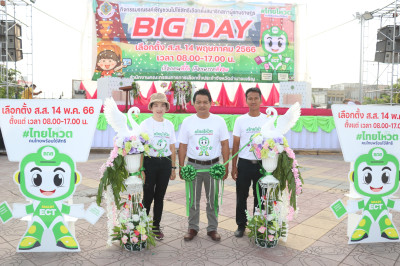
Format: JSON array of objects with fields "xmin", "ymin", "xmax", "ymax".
[{"xmin": 1, "ymin": 151, "xmax": 400, "ymax": 265}]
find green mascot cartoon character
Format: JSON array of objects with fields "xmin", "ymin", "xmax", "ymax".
[
  {"xmin": 254, "ymin": 26, "xmax": 292, "ymax": 82},
  {"xmin": 155, "ymin": 139, "xmax": 168, "ymax": 157},
  {"xmin": 198, "ymin": 136, "xmax": 211, "ymax": 156},
  {"xmin": 331, "ymin": 147, "xmax": 400, "ymax": 243},
  {"xmin": 5, "ymin": 146, "xmax": 103, "ymax": 251}
]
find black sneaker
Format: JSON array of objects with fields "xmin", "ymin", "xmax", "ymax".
[
  {"xmin": 234, "ymin": 227, "xmax": 245, "ymax": 238},
  {"xmin": 154, "ymin": 227, "xmax": 164, "ymax": 240}
]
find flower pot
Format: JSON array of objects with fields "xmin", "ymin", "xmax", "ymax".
[
  {"xmin": 255, "ymin": 239, "xmax": 278, "ymax": 248},
  {"xmin": 260, "ymin": 156, "xmax": 279, "ymax": 185},
  {"xmin": 124, "ymin": 241, "xmax": 146, "ymax": 251},
  {"xmin": 124, "ymin": 154, "xmax": 142, "ymax": 186}
]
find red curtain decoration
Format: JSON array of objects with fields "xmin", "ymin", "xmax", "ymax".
[
  {"xmin": 204, "ymin": 82, "xmax": 209, "ymax": 90},
  {"xmin": 135, "ymin": 82, "xmax": 157, "ymax": 105},
  {"xmin": 256, "ymin": 83, "xmax": 268, "ymax": 106},
  {"xmin": 265, "ymin": 83, "xmax": 280, "ymax": 106},
  {"xmin": 232, "ymin": 83, "xmax": 247, "ymax": 107},
  {"xmin": 216, "ymin": 83, "xmax": 232, "ymax": 107},
  {"xmin": 165, "ymin": 82, "xmax": 174, "ymax": 106},
  {"xmin": 80, "ymin": 81, "xmax": 97, "ymax": 99}
]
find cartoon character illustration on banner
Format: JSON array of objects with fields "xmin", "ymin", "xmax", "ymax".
[
  {"xmin": 254, "ymin": 26, "xmax": 292, "ymax": 82},
  {"xmin": 198, "ymin": 136, "xmax": 211, "ymax": 156},
  {"xmin": 95, "ymin": 49, "xmax": 127, "ymax": 78},
  {"xmin": 1, "ymin": 146, "xmax": 104, "ymax": 252},
  {"xmin": 330, "ymin": 147, "xmax": 400, "ymax": 244}
]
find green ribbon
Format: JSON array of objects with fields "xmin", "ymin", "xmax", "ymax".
[
  {"xmin": 151, "ymin": 135, "xmax": 255, "ymax": 217},
  {"xmin": 180, "ymin": 165, "xmax": 197, "ymax": 216},
  {"xmin": 128, "ymin": 167, "xmax": 145, "ymax": 180},
  {"xmin": 209, "ymin": 164, "xmax": 225, "ymax": 217}
]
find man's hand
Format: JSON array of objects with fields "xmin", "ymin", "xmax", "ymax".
[
  {"xmin": 170, "ymin": 170, "xmax": 176, "ymax": 180},
  {"xmin": 223, "ymin": 165, "xmax": 229, "ymax": 180},
  {"xmin": 231, "ymin": 166, "xmax": 238, "ymax": 181},
  {"xmin": 179, "ymin": 167, "xmax": 183, "ymax": 180}
]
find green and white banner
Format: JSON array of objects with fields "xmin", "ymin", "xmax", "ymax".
[
  {"xmin": 0, "ymin": 100, "xmax": 104, "ymax": 252},
  {"xmin": 331, "ymin": 105, "xmax": 400, "ymax": 244}
]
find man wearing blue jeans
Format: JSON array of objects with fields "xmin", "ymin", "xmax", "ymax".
[{"xmin": 178, "ymin": 89, "xmax": 229, "ymax": 241}]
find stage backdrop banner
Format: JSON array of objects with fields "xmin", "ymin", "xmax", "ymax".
[
  {"xmin": 92, "ymin": 0, "xmax": 295, "ymax": 83},
  {"xmin": 0, "ymin": 99, "xmax": 104, "ymax": 252}
]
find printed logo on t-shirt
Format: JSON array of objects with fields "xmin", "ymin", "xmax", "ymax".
[
  {"xmin": 197, "ymin": 136, "xmax": 212, "ymax": 156},
  {"xmin": 246, "ymin": 126, "xmax": 261, "ymax": 133},
  {"xmin": 195, "ymin": 129, "xmax": 213, "ymax": 135},
  {"xmin": 154, "ymin": 132, "xmax": 170, "ymax": 138},
  {"xmin": 246, "ymin": 127, "xmax": 261, "ymax": 146}
]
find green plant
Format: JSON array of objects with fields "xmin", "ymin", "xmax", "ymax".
[
  {"xmin": 97, "ymin": 154, "xmax": 128, "ymax": 208},
  {"xmin": 0, "ymin": 66, "xmax": 23, "ymax": 99},
  {"xmin": 130, "ymin": 82, "xmax": 141, "ymax": 99}
]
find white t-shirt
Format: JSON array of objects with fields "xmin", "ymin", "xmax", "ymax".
[
  {"xmin": 140, "ymin": 117, "xmax": 176, "ymax": 157},
  {"xmin": 178, "ymin": 114, "xmax": 229, "ymax": 160},
  {"xmin": 233, "ymin": 113, "xmax": 269, "ymax": 160}
]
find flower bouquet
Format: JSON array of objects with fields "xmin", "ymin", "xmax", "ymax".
[
  {"xmin": 171, "ymin": 81, "xmax": 192, "ymax": 112},
  {"xmin": 247, "ymin": 133, "xmax": 303, "ymax": 247},
  {"xmin": 97, "ymin": 133, "xmax": 150, "ymax": 208},
  {"xmin": 246, "ymin": 202, "xmax": 287, "ymax": 248},
  {"xmin": 130, "ymin": 82, "xmax": 141, "ymax": 100},
  {"xmin": 250, "ymin": 133, "xmax": 302, "ymax": 216},
  {"xmin": 112, "ymin": 194, "xmax": 156, "ymax": 251}
]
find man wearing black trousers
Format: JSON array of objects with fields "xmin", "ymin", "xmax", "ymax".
[{"xmin": 231, "ymin": 87, "xmax": 269, "ymax": 237}]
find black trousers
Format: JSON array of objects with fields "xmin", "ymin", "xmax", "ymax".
[
  {"xmin": 143, "ymin": 156, "xmax": 171, "ymax": 227},
  {"xmin": 236, "ymin": 158, "xmax": 263, "ymax": 229}
]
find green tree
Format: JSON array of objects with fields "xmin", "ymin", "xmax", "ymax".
[{"xmin": 0, "ymin": 65, "xmax": 22, "ymax": 99}]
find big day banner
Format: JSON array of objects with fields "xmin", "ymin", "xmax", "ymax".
[{"xmin": 92, "ymin": 1, "xmax": 295, "ymax": 83}]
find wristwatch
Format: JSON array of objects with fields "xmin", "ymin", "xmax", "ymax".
[{"xmin": 171, "ymin": 166, "xmax": 177, "ymax": 169}]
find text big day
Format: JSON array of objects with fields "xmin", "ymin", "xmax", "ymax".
[{"xmin": 131, "ymin": 17, "xmax": 253, "ymax": 40}]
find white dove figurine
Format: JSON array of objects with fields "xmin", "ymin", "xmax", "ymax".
[
  {"xmin": 103, "ymin": 97, "xmax": 141, "ymax": 138},
  {"xmin": 261, "ymin": 102, "xmax": 301, "ymax": 139}
]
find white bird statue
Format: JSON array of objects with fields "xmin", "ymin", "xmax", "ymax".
[
  {"xmin": 261, "ymin": 102, "xmax": 301, "ymax": 139},
  {"xmin": 103, "ymin": 97, "xmax": 141, "ymax": 138}
]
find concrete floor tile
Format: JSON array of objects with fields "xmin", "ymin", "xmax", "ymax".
[
  {"xmin": 302, "ymin": 216, "xmax": 339, "ymax": 230},
  {"xmin": 163, "ymin": 201, "xmax": 185, "ymax": 212},
  {"xmin": 250, "ymin": 243, "xmax": 300, "ymax": 264},
  {"xmin": 304, "ymin": 240, "xmax": 356, "ymax": 262},
  {"xmin": 342, "ymin": 251, "xmax": 396, "ymax": 266},
  {"xmin": 290, "ymin": 224, "xmax": 329, "ymax": 240},
  {"xmin": 279, "ymin": 234, "xmax": 315, "ymax": 251},
  {"xmin": 217, "ymin": 218, "xmax": 238, "ymax": 232},
  {"xmin": 286, "ymin": 252, "xmax": 341, "ymax": 266}
]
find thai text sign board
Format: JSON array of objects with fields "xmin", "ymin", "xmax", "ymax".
[
  {"xmin": 92, "ymin": 0, "xmax": 295, "ymax": 83},
  {"xmin": 332, "ymin": 105, "xmax": 400, "ymax": 162},
  {"xmin": 0, "ymin": 100, "xmax": 102, "ymax": 162},
  {"xmin": 0, "ymin": 99, "xmax": 104, "ymax": 252},
  {"xmin": 331, "ymin": 105, "xmax": 400, "ymax": 244}
]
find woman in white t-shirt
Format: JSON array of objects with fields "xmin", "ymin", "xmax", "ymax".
[{"xmin": 140, "ymin": 93, "xmax": 176, "ymax": 241}]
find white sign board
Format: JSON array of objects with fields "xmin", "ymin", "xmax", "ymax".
[
  {"xmin": 332, "ymin": 104, "xmax": 400, "ymax": 162},
  {"xmin": 0, "ymin": 99, "xmax": 102, "ymax": 162},
  {"xmin": 0, "ymin": 99, "xmax": 104, "ymax": 252}
]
